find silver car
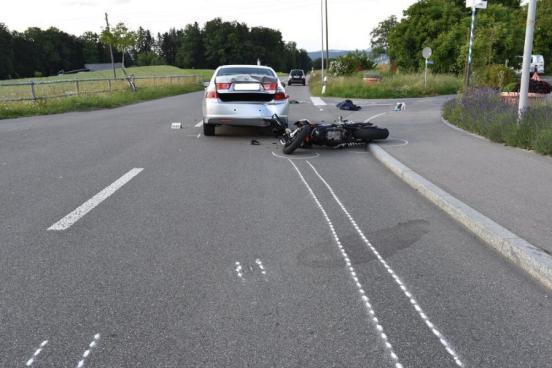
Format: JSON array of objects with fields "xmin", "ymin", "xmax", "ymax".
[{"xmin": 202, "ymin": 65, "xmax": 289, "ymax": 136}]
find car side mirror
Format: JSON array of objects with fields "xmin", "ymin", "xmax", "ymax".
[
  {"xmin": 203, "ymin": 81, "xmax": 210, "ymax": 88},
  {"xmin": 281, "ymin": 82, "xmax": 286, "ymax": 87}
]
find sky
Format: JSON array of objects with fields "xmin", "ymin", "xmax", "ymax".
[{"xmin": 1, "ymin": 0, "xmax": 417, "ymax": 51}]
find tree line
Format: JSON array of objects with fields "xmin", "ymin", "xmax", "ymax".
[
  {"xmin": 370, "ymin": 0, "xmax": 552, "ymax": 74},
  {"xmin": 0, "ymin": 18, "xmax": 312, "ymax": 80}
]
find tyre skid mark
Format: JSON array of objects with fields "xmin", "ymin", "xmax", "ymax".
[
  {"xmin": 288, "ymin": 159, "xmax": 404, "ymax": 368},
  {"xmin": 306, "ymin": 161, "xmax": 463, "ymax": 367}
]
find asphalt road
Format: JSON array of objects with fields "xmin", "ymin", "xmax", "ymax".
[{"xmin": 1, "ymin": 85, "xmax": 551, "ymax": 368}]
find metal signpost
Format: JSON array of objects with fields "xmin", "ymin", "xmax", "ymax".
[
  {"xmin": 464, "ymin": 0, "xmax": 487, "ymax": 87},
  {"xmin": 422, "ymin": 47, "xmax": 432, "ymax": 88},
  {"xmin": 518, "ymin": 0, "xmax": 538, "ymax": 117}
]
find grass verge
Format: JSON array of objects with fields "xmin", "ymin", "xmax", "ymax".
[
  {"xmin": 309, "ymin": 71, "xmax": 462, "ymax": 98},
  {"xmin": 0, "ymin": 84, "xmax": 203, "ymax": 120},
  {"xmin": 443, "ymin": 88, "xmax": 552, "ymax": 156}
]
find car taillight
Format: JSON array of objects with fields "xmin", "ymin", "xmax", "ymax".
[
  {"xmin": 263, "ymin": 82, "xmax": 278, "ymax": 91},
  {"xmin": 274, "ymin": 92, "xmax": 288, "ymax": 101},
  {"xmin": 205, "ymin": 89, "xmax": 218, "ymax": 99},
  {"xmin": 216, "ymin": 83, "xmax": 231, "ymax": 90}
]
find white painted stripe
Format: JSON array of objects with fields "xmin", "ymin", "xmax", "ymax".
[
  {"xmin": 306, "ymin": 161, "xmax": 464, "ymax": 367},
  {"xmin": 364, "ymin": 112, "xmax": 387, "ymax": 123},
  {"xmin": 235, "ymin": 261, "xmax": 244, "ymax": 279},
  {"xmin": 194, "ymin": 120, "xmax": 203, "ymax": 127},
  {"xmin": 197, "ymin": 133, "xmax": 201, "ymax": 138},
  {"xmin": 48, "ymin": 168, "xmax": 143, "ymax": 231},
  {"xmin": 26, "ymin": 340, "xmax": 48, "ymax": 366},
  {"xmin": 310, "ymin": 97, "xmax": 327, "ymax": 106},
  {"xmin": 255, "ymin": 259, "xmax": 267, "ymax": 275},
  {"xmin": 74, "ymin": 334, "xmax": 100, "ymax": 368},
  {"xmin": 288, "ymin": 160, "xmax": 404, "ymax": 368}
]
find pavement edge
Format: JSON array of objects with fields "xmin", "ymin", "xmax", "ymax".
[{"xmin": 369, "ymin": 143, "xmax": 552, "ymax": 289}]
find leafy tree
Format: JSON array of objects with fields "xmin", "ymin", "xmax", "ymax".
[
  {"xmin": 534, "ymin": 0, "xmax": 552, "ymax": 66},
  {"xmin": 0, "ymin": 23, "xmax": 14, "ymax": 79},
  {"xmin": 112, "ymin": 23, "xmax": 137, "ymax": 68},
  {"xmin": 80, "ymin": 31, "xmax": 101, "ymax": 63},
  {"xmin": 158, "ymin": 28, "xmax": 183, "ymax": 65},
  {"xmin": 136, "ymin": 51, "xmax": 164, "ymax": 66},
  {"xmin": 175, "ymin": 22, "xmax": 204, "ymax": 68},
  {"xmin": 370, "ymin": 15, "xmax": 398, "ymax": 56}
]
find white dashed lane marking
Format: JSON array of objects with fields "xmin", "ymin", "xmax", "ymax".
[
  {"xmin": 255, "ymin": 259, "xmax": 267, "ymax": 275},
  {"xmin": 235, "ymin": 261, "xmax": 244, "ymax": 280},
  {"xmin": 76, "ymin": 333, "xmax": 100, "ymax": 368},
  {"xmin": 289, "ymin": 159, "xmax": 404, "ymax": 368},
  {"xmin": 310, "ymin": 97, "xmax": 327, "ymax": 106},
  {"xmin": 47, "ymin": 168, "xmax": 143, "ymax": 231},
  {"xmin": 306, "ymin": 161, "xmax": 464, "ymax": 367},
  {"xmin": 194, "ymin": 120, "xmax": 203, "ymax": 127},
  {"xmin": 25, "ymin": 340, "xmax": 48, "ymax": 366}
]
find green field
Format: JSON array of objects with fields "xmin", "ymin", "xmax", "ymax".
[
  {"xmin": 0, "ymin": 66, "xmax": 214, "ymax": 119},
  {"xmin": 0, "ymin": 66, "xmax": 214, "ymax": 84},
  {"xmin": 309, "ymin": 71, "xmax": 462, "ymax": 98}
]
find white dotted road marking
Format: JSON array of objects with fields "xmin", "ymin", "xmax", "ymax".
[
  {"xmin": 363, "ymin": 112, "xmax": 387, "ymax": 123},
  {"xmin": 255, "ymin": 259, "xmax": 267, "ymax": 275},
  {"xmin": 75, "ymin": 333, "xmax": 100, "ymax": 368},
  {"xmin": 306, "ymin": 161, "xmax": 464, "ymax": 367},
  {"xmin": 310, "ymin": 97, "xmax": 327, "ymax": 106},
  {"xmin": 194, "ymin": 120, "xmax": 203, "ymax": 128},
  {"xmin": 47, "ymin": 168, "xmax": 144, "ymax": 231},
  {"xmin": 288, "ymin": 159, "xmax": 404, "ymax": 368},
  {"xmin": 235, "ymin": 262, "xmax": 244, "ymax": 279},
  {"xmin": 197, "ymin": 133, "xmax": 201, "ymax": 139},
  {"xmin": 25, "ymin": 340, "xmax": 48, "ymax": 366}
]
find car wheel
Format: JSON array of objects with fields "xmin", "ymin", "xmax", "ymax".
[
  {"xmin": 203, "ymin": 123, "xmax": 215, "ymax": 136},
  {"xmin": 302, "ymin": 81, "xmax": 306, "ymax": 86}
]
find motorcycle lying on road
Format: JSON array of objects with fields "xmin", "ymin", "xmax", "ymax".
[{"xmin": 269, "ymin": 114, "xmax": 389, "ymax": 154}]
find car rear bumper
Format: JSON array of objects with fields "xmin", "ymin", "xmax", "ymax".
[
  {"xmin": 203, "ymin": 100, "xmax": 289, "ymax": 127},
  {"xmin": 288, "ymin": 78, "xmax": 305, "ymax": 83}
]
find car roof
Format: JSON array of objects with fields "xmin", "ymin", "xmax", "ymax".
[{"xmin": 217, "ymin": 65, "xmax": 274, "ymax": 70}]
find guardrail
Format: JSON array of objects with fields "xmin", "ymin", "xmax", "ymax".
[{"xmin": 0, "ymin": 75, "xmax": 202, "ymax": 103}]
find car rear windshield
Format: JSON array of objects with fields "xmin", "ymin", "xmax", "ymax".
[
  {"xmin": 291, "ymin": 70, "xmax": 304, "ymax": 75},
  {"xmin": 217, "ymin": 67, "xmax": 275, "ymax": 77}
]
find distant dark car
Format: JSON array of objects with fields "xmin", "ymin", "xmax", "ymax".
[{"xmin": 288, "ymin": 69, "xmax": 306, "ymax": 86}]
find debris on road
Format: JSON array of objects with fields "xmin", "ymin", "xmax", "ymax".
[
  {"xmin": 336, "ymin": 99, "xmax": 361, "ymax": 111},
  {"xmin": 251, "ymin": 139, "xmax": 260, "ymax": 145},
  {"xmin": 394, "ymin": 102, "xmax": 406, "ymax": 112},
  {"xmin": 171, "ymin": 122, "xmax": 182, "ymax": 129}
]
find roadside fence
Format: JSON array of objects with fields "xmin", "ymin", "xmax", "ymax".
[{"xmin": 0, "ymin": 75, "xmax": 202, "ymax": 103}]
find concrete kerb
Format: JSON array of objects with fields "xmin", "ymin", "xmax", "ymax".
[{"xmin": 369, "ymin": 143, "xmax": 552, "ymax": 289}]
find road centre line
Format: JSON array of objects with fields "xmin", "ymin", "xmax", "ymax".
[
  {"xmin": 288, "ymin": 159, "xmax": 404, "ymax": 368},
  {"xmin": 194, "ymin": 120, "xmax": 203, "ymax": 127},
  {"xmin": 306, "ymin": 161, "xmax": 464, "ymax": 367},
  {"xmin": 310, "ymin": 97, "xmax": 327, "ymax": 106},
  {"xmin": 25, "ymin": 340, "xmax": 48, "ymax": 366},
  {"xmin": 47, "ymin": 168, "xmax": 144, "ymax": 231}
]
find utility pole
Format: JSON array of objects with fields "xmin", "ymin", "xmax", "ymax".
[
  {"xmin": 518, "ymin": 0, "xmax": 538, "ymax": 118},
  {"xmin": 465, "ymin": 6, "xmax": 477, "ymax": 87},
  {"xmin": 320, "ymin": 0, "xmax": 325, "ymax": 84},
  {"xmin": 325, "ymin": 0, "xmax": 329, "ymax": 64},
  {"xmin": 105, "ymin": 12, "xmax": 116, "ymax": 79},
  {"xmin": 464, "ymin": 0, "xmax": 487, "ymax": 88}
]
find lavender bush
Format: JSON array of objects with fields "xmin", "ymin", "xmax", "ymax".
[{"xmin": 443, "ymin": 88, "xmax": 552, "ymax": 155}]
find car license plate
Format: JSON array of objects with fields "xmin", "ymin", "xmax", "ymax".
[{"xmin": 234, "ymin": 83, "xmax": 260, "ymax": 91}]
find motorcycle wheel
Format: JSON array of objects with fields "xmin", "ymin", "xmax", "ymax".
[
  {"xmin": 353, "ymin": 126, "xmax": 389, "ymax": 142},
  {"xmin": 282, "ymin": 126, "xmax": 310, "ymax": 154}
]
